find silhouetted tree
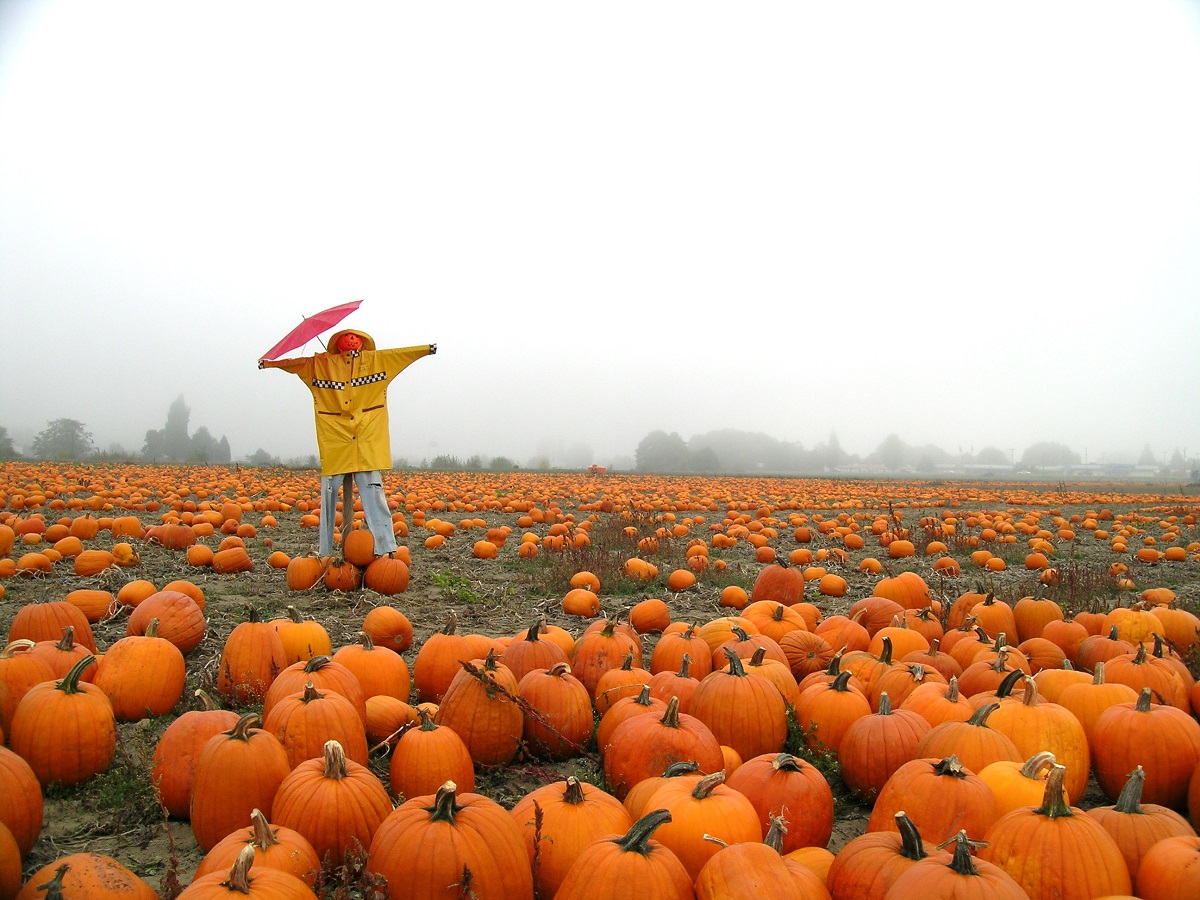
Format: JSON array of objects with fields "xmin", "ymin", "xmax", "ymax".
[
  {"xmin": 636, "ymin": 430, "xmax": 690, "ymax": 472},
  {"xmin": 975, "ymin": 446, "xmax": 1009, "ymax": 465},
  {"xmin": 164, "ymin": 395, "xmax": 192, "ymax": 459},
  {"xmin": 190, "ymin": 426, "xmax": 218, "ymax": 462},
  {"xmin": 0, "ymin": 426, "xmax": 17, "ymax": 460},
  {"xmin": 31, "ymin": 419, "xmax": 94, "ymax": 460},
  {"xmin": 216, "ymin": 436, "xmax": 232, "ymax": 464},
  {"xmin": 1137, "ymin": 444, "xmax": 1157, "ymax": 466}
]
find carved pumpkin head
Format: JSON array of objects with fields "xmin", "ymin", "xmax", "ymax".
[{"xmin": 336, "ymin": 331, "xmax": 363, "ymax": 352}]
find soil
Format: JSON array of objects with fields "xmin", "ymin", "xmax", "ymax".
[{"xmin": 1, "ymin": 471, "xmax": 1197, "ymax": 896}]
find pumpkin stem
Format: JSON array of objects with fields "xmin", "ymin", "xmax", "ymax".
[
  {"xmin": 1019, "ymin": 751, "xmax": 1058, "ymax": 780},
  {"xmin": 562, "ymin": 776, "xmax": 586, "ymax": 805},
  {"xmin": 35, "ymin": 864, "xmax": 70, "ymax": 900},
  {"xmin": 303, "ymin": 655, "xmax": 332, "ymax": 673},
  {"xmin": 359, "ymin": 631, "xmax": 375, "ymax": 651},
  {"xmin": 322, "ymin": 740, "xmax": 348, "ymax": 780},
  {"xmin": 967, "ymin": 702, "xmax": 1000, "ymax": 727},
  {"xmin": 226, "ymin": 845, "xmax": 256, "ymax": 892},
  {"xmin": 764, "ymin": 814, "xmax": 788, "ymax": 853},
  {"xmin": 145, "ymin": 618, "xmax": 161, "ymax": 639},
  {"xmin": 441, "ymin": 611, "xmax": 459, "ymax": 635},
  {"xmin": 690, "ymin": 770, "xmax": 726, "ymax": 800},
  {"xmin": 226, "ymin": 713, "xmax": 263, "ymax": 741},
  {"xmin": 829, "ymin": 669, "xmax": 855, "ymax": 692},
  {"xmin": 749, "ymin": 646, "xmax": 767, "ymax": 667},
  {"xmin": 879, "ymin": 635, "xmax": 893, "ymax": 665},
  {"xmin": 427, "ymin": 781, "xmax": 461, "ymax": 823},
  {"xmin": 616, "ymin": 809, "xmax": 673, "ymax": 855},
  {"xmin": 1136, "ymin": 687, "xmax": 1154, "ymax": 712},
  {"xmin": 660, "ymin": 696, "xmax": 682, "ymax": 729},
  {"xmin": 677, "ymin": 654, "xmax": 692, "ymax": 679},
  {"xmin": 301, "ymin": 681, "xmax": 324, "ymax": 703},
  {"xmin": 995, "ymin": 668, "xmax": 1025, "ymax": 699},
  {"xmin": 249, "ymin": 808, "xmax": 279, "ymax": 849},
  {"xmin": 931, "ymin": 755, "xmax": 967, "ymax": 779},
  {"xmin": 1021, "ymin": 676, "xmax": 1040, "ymax": 707},
  {"xmin": 55, "ymin": 626, "xmax": 76, "ymax": 650},
  {"xmin": 877, "ymin": 692, "xmax": 893, "ymax": 715},
  {"xmin": 195, "ymin": 688, "xmax": 221, "ymax": 711},
  {"xmin": 523, "ymin": 619, "xmax": 542, "ymax": 643},
  {"xmin": 547, "ymin": 661, "xmax": 572, "ymax": 678},
  {"xmin": 1113, "ymin": 766, "xmax": 1147, "ymax": 814},
  {"xmin": 56, "ymin": 654, "xmax": 96, "ymax": 695},
  {"xmin": 1033, "ymin": 764, "xmax": 1073, "ymax": 818},
  {"xmin": 1092, "ymin": 662, "xmax": 1107, "ymax": 685},
  {"xmin": 824, "ymin": 650, "xmax": 844, "ymax": 676},
  {"xmin": 661, "ymin": 761, "xmax": 702, "ymax": 778},
  {"xmin": 620, "ymin": 651, "xmax": 634, "ymax": 671},
  {"xmin": 945, "ymin": 676, "xmax": 960, "ymax": 703},
  {"xmin": 895, "ymin": 811, "xmax": 928, "ymax": 861},
  {"xmin": 287, "ymin": 605, "xmax": 304, "ymax": 624},
  {"xmin": 771, "ymin": 753, "xmax": 803, "ymax": 773},
  {"xmin": 723, "ymin": 647, "xmax": 747, "ymax": 677},
  {"xmin": 942, "ymin": 830, "xmax": 984, "ymax": 876}
]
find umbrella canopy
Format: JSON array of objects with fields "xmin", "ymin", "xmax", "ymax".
[{"xmin": 261, "ymin": 300, "xmax": 363, "ymax": 360}]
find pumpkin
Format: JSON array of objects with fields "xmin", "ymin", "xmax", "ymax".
[
  {"xmin": 593, "ymin": 652, "xmax": 653, "ymax": 716},
  {"xmin": 979, "ymin": 764, "xmax": 1132, "ymax": 899},
  {"xmin": 412, "ymin": 611, "xmax": 474, "ymax": 703},
  {"xmin": 262, "ymin": 681, "xmax": 369, "ymax": 769},
  {"xmin": 867, "ymin": 754, "xmax": 999, "ymax": 844},
  {"xmin": 1135, "ymin": 835, "xmax": 1200, "ymax": 900},
  {"xmin": 192, "ymin": 808, "xmax": 320, "ymax": 887},
  {"xmin": 126, "ymin": 590, "xmax": 205, "ymax": 654},
  {"xmin": 837, "ymin": 691, "xmax": 931, "ymax": 803},
  {"xmin": 7, "ymin": 600, "xmax": 96, "ymax": 653},
  {"xmin": 603, "ymin": 696, "xmax": 725, "ymax": 801},
  {"xmin": 94, "ymin": 619, "xmax": 186, "ymax": 720},
  {"xmin": 826, "ymin": 811, "xmax": 950, "ymax": 899},
  {"xmin": 360, "ymin": 604, "xmax": 413, "ymax": 654},
  {"xmin": 725, "ymin": 751, "xmax": 834, "ymax": 852},
  {"xmin": 270, "ymin": 740, "xmax": 392, "ymax": 868},
  {"xmin": 9, "ymin": 655, "xmax": 115, "ymax": 787},
  {"xmin": 636, "ymin": 770, "xmax": 762, "ymax": 881},
  {"xmin": 1091, "ymin": 687, "xmax": 1200, "ymax": 810},
  {"xmin": 368, "ymin": 781, "xmax": 534, "ymax": 899},
  {"xmin": 217, "ymin": 608, "xmax": 289, "ymax": 705},
  {"xmin": 516, "ymin": 661, "xmax": 594, "ymax": 760},
  {"xmin": 0, "ymin": 745, "xmax": 43, "ymax": 857},
  {"xmin": 885, "ymin": 829, "xmax": 1027, "ymax": 899},
  {"xmin": 271, "ymin": 606, "xmax": 333, "ymax": 665},
  {"xmin": 362, "ymin": 552, "xmax": 409, "ymax": 595},
  {"xmin": 571, "ymin": 618, "xmax": 643, "ymax": 699},
  {"xmin": 189, "ymin": 714, "xmax": 292, "ymax": 854},
  {"xmin": 1085, "ymin": 765, "xmax": 1197, "ymax": 891},
  {"xmin": 151, "ymin": 690, "xmax": 241, "ymax": 820},
  {"xmin": 389, "ymin": 706, "xmax": 475, "ymax": 800},
  {"xmin": 500, "ymin": 618, "xmax": 570, "ymax": 684},
  {"xmin": 554, "ymin": 809, "xmax": 694, "ymax": 900},
  {"xmin": 330, "ymin": 631, "xmax": 410, "ymax": 702},
  {"xmin": 596, "ymin": 684, "xmax": 669, "ymax": 754},
  {"xmin": 793, "ymin": 669, "xmax": 871, "ymax": 755},
  {"xmin": 285, "ymin": 553, "xmax": 326, "ymax": 591},
  {"xmin": 15, "ymin": 852, "xmax": 158, "ymax": 900},
  {"xmin": 509, "ymin": 777, "xmax": 633, "ymax": 899},
  {"xmin": 175, "ymin": 845, "xmax": 318, "ymax": 899},
  {"xmin": 434, "ymin": 651, "xmax": 523, "ymax": 766},
  {"xmin": 750, "ymin": 560, "xmax": 805, "ymax": 606},
  {"xmin": 978, "ymin": 750, "xmax": 1067, "ymax": 818}
]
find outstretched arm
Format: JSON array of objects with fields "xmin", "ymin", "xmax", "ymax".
[{"xmin": 259, "ymin": 356, "xmax": 311, "ymax": 373}]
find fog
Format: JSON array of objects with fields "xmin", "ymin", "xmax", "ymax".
[{"xmin": 2, "ymin": 2, "xmax": 1199, "ymax": 472}]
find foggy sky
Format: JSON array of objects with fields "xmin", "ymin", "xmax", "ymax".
[{"xmin": 2, "ymin": 2, "xmax": 1199, "ymax": 470}]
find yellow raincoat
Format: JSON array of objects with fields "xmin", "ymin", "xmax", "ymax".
[{"xmin": 261, "ymin": 329, "xmax": 434, "ymax": 476}]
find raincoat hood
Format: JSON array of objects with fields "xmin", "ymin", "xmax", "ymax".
[{"xmin": 327, "ymin": 328, "xmax": 376, "ymax": 352}]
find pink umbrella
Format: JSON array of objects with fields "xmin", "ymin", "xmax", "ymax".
[{"xmin": 261, "ymin": 300, "xmax": 363, "ymax": 360}]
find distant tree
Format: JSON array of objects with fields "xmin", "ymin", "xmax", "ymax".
[
  {"xmin": 975, "ymin": 446, "xmax": 1009, "ymax": 466},
  {"xmin": 0, "ymin": 426, "xmax": 17, "ymax": 460},
  {"xmin": 216, "ymin": 436, "xmax": 232, "ymax": 464},
  {"xmin": 246, "ymin": 448, "xmax": 281, "ymax": 466},
  {"xmin": 489, "ymin": 456, "xmax": 517, "ymax": 471},
  {"xmin": 464, "ymin": 455, "xmax": 484, "ymax": 470},
  {"xmin": 635, "ymin": 430, "xmax": 690, "ymax": 473},
  {"xmin": 31, "ymin": 419, "xmax": 95, "ymax": 460},
  {"xmin": 143, "ymin": 428, "xmax": 166, "ymax": 460},
  {"xmin": 430, "ymin": 454, "xmax": 463, "ymax": 470},
  {"xmin": 1020, "ymin": 441, "xmax": 1080, "ymax": 469},
  {"xmin": 163, "ymin": 395, "xmax": 192, "ymax": 459},
  {"xmin": 1167, "ymin": 447, "xmax": 1185, "ymax": 471},
  {"xmin": 1137, "ymin": 444, "xmax": 1157, "ymax": 466},
  {"xmin": 691, "ymin": 446, "xmax": 720, "ymax": 472},
  {"xmin": 874, "ymin": 434, "xmax": 907, "ymax": 470},
  {"xmin": 826, "ymin": 431, "xmax": 847, "ymax": 468},
  {"xmin": 190, "ymin": 426, "xmax": 218, "ymax": 463}
]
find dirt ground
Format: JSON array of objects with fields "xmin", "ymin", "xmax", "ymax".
[{"xmin": 2, "ymin": 473, "xmax": 1197, "ymax": 896}]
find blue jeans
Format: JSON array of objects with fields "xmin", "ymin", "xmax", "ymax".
[{"xmin": 319, "ymin": 471, "xmax": 397, "ymax": 557}]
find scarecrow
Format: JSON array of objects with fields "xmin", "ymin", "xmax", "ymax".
[{"xmin": 259, "ymin": 328, "xmax": 436, "ymax": 558}]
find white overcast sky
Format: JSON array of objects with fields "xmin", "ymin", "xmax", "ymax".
[{"xmin": 2, "ymin": 1, "xmax": 1199, "ymax": 468}]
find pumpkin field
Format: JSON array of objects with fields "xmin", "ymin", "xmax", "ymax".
[{"xmin": 1, "ymin": 460, "xmax": 1199, "ymax": 898}]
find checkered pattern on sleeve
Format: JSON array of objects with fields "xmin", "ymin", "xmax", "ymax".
[
  {"xmin": 349, "ymin": 372, "xmax": 387, "ymax": 387},
  {"xmin": 311, "ymin": 378, "xmax": 346, "ymax": 390}
]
